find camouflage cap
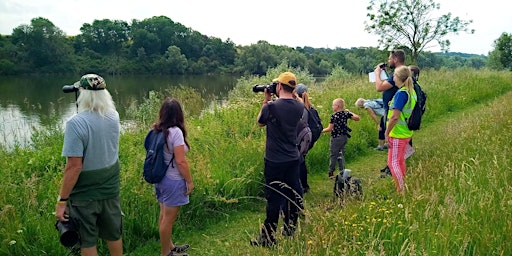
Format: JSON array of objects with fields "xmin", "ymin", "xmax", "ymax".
[{"xmin": 75, "ymin": 74, "xmax": 106, "ymax": 90}]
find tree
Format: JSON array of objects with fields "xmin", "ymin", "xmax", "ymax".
[
  {"xmin": 76, "ymin": 19, "xmax": 130, "ymax": 54},
  {"xmin": 487, "ymin": 32, "xmax": 512, "ymax": 70},
  {"xmin": 11, "ymin": 17, "xmax": 74, "ymax": 72},
  {"xmin": 365, "ymin": 0, "xmax": 474, "ymax": 64}
]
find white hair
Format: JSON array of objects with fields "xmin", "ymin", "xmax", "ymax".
[{"xmin": 77, "ymin": 88, "xmax": 116, "ymax": 116}]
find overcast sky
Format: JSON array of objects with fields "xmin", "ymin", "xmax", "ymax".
[{"xmin": 0, "ymin": 0, "xmax": 510, "ymax": 55}]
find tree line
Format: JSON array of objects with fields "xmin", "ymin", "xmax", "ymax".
[{"xmin": 0, "ymin": 15, "xmax": 506, "ymax": 76}]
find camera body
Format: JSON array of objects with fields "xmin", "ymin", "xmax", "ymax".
[
  {"xmin": 62, "ymin": 85, "xmax": 79, "ymax": 93},
  {"xmin": 379, "ymin": 63, "xmax": 387, "ymax": 69},
  {"xmin": 252, "ymin": 82, "xmax": 278, "ymax": 94},
  {"xmin": 55, "ymin": 219, "xmax": 80, "ymax": 248}
]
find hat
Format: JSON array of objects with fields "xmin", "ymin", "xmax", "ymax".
[
  {"xmin": 296, "ymin": 84, "xmax": 307, "ymax": 96},
  {"xmin": 75, "ymin": 74, "xmax": 106, "ymax": 90},
  {"xmin": 275, "ymin": 71, "xmax": 297, "ymax": 88}
]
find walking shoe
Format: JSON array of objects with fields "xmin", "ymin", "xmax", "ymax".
[
  {"xmin": 250, "ymin": 234, "xmax": 276, "ymax": 247},
  {"xmin": 328, "ymin": 171, "xmax": 335, "ymax": 179},
  {"xmin": 374, "ymin": 146, "xmax": 384, "ymax": 151},
  {"xmin": 170, "ymin": 244, "xmax": 190, "ymax": 253}
]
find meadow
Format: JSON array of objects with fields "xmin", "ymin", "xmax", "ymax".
[{"xmin": 0, "ymin": 66, "xmax": 511, "ymax": 255}]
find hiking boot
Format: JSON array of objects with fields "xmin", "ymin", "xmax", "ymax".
[
  {"xmin": 170, "ymin": 244, "xmax": 190, "ymax": 253},
  {"xmin": 250, "ymin": 233, "xmax": 276, "ymax": 247}
]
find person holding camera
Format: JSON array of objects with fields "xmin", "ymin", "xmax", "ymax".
[
  {"xmin": 55, "ymin": 74, "xmax": 123, "ymax": 256},
  {"xmin": 251, "ymin": 71, "xmax": 304, "ymax": 247}
]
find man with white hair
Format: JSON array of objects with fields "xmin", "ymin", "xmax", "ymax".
[{"xmin": 55, "ymin": 74, "xmax": 123, "ymax": 256}]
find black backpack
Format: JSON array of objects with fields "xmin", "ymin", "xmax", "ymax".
[
  {"xmin": 143, "ymin": 129, "xmax": 171, "ymax": 184},
  {"xmin": 307, "ymin": 106, "xmax": 323, "ymax": 147},
  {"xmin": 406, "ymin": 80, "xmax": 427, "ymax": 130}
]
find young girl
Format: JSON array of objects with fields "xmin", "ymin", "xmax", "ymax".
[
  {"xmin": 322, "ymin": 98, "xmax": 360, "ymax": 178},
  {"xmin": 152, "ymin": 98, "xmax": 194, "ymax": 256}
]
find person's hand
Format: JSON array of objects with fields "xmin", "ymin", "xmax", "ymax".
[
  {"xmin": 185, "ymin": 181, "xmax": 194, "ymax": 195},
  {"xmin": 377, "ymin": 124, "xmax": 382, "ymax": 131},
  {"xmin": 264, "ymin": 88, "xmax": 272, "ymax": 102},
  {"xmin": 55, "ymin": 203, "xmax": 69, "ymax": 222}
]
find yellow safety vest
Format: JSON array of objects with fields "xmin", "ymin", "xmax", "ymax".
[{"xmin": 387, "ymin": 87, "xmax": 417, "ymax": 138}]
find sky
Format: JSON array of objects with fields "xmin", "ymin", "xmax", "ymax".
[{"xmin": 0, "ymin": 0, "xmax": 510, "ymax": 55}]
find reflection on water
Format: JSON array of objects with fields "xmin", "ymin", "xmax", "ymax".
[
  {"xmin": 0, "ymin": 105, "xmax": 42, "ymax": 149},
  {"xmin": 0, "ymin": 74, "xmax": 238, "ymax": 150}
]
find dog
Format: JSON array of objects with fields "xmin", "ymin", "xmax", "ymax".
[{"xmin": 333, "ymin": 169, "xmax": 363, "ymax": 204}]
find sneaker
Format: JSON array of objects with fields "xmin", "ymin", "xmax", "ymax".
[
  {"xmin": 328, "ymin": 171, "xmax": 335, "ymax": 179},
  {"xmin": 374, "ymin": 146, "xmax": 384, "ymax": 151},
  {"xmin": 250, "ymin": 234, "xmax": 276, "ymax": 247},
  {"xmin": 382, "ymin": 144, "xmax": 389, "ymax": 149},
  {"xmin": 170, "ymin": 244, "xmax": 190, "ymax": 253}
]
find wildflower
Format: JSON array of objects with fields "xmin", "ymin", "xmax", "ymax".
[
  {"xmin": 398, "ymin": 203, "xmax": 403, "ymax": 208},
  {"xmin": 308, "ymin": 240, "xmax": 313, "ymax": 245},
  {"xmin": 17, "ymin": 230, "xmax": 23, "ymax": 233},
  {"xmin": 9, "ymin": 240, "xmax": 16, "ymax": 246}
]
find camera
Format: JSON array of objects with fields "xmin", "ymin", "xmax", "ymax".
[
  {"xmin": 55, "ymin": 218, "xmax": 80, "ymax": 248},
  {"xmin": 62, "ymin": 85, "xmax": 79, "ymax": 93},
  {"xmin": 379, "ymin": 63, "xmax": 387, "ymax": 69},
  {"xmin": 252, "ymin": 82, "xmax": 278, "ymax": 94}
]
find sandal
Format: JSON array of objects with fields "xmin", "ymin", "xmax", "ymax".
[{"xmin": 171, "ymin": 244, "xmax": 190, "ymax": 253}]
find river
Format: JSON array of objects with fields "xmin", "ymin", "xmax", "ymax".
[{"xmin": 0, "ymin": 74, "xmax": 238, "ymax": 149}]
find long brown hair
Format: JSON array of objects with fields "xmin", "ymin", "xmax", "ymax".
[{"xmin": 152, "ymin": 98, "xmax": 189, "ymax": 148}]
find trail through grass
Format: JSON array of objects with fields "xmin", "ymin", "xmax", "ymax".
[{"xmin": 127, "ymin": 94, "xmax": 512, "ymax": 255}]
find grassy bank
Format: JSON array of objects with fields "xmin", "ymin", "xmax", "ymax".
[{"xmin": 0, "ymin": 68, "xmax": 511, "ymax": 255}]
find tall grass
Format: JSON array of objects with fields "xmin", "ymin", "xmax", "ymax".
[{"xmin": 0, "ymin": 67, "xmax": 510, "ymax": 255}]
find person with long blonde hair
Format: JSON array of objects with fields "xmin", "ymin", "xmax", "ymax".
[{"xmin": 385, "ymin": 66, "xmax": 417, "ymax": 193}]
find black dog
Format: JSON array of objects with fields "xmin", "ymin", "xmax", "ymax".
[{"xmin": 333, "ymin": 169, "xmax": 363, "ymax": 204}]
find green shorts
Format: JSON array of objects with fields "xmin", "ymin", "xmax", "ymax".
[{"xmin": 69, "ymin": 197, "xmax": 122, "ymax": 248}]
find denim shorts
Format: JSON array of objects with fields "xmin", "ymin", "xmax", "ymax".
[
  {"xmin": 155, "ymin": 176, "xmax": 189, "ymax": 207},
  {"xmin": 69, "ymin": 197, "xmax": 122, "ymax": 248}
]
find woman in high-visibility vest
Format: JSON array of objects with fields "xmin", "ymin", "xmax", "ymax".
[{"xmin": 385, "ymin": 66, "xmax": 417, "ymax": 193}]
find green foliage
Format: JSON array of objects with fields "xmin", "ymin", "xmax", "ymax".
[
  {"xmin": 487, "ymin": 32, "xmax": 512, "ymax": 70},
  {"xmin": 365, "ymin": 0, "xmax": 474, "ymax": 64}
]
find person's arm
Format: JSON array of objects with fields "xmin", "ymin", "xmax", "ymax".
[
  {"xmin": 366, "ymin": 108, "xmax": 380, "ymax": 124},
  {"xmin": 347, "ymin": 110, "xmax": 361, "ymax": 121},
  {"xmin": 55, "ymin": 157, "xmax": 82, "ymax": 222},
  {"xmin": 322, "ymin": 123, "xmax": 334, "ymax": 133},
  {"xmin": 257, "ymin": 90, "xmax": 272, "ymax": 126},
  {"xmin": 174, "ymin": 144, "xmax": 194, "ymax": 195},
  {"xmin": 385, "ymin": 109, "xmax": 401, "ymax": 140},
  {"xmin": 374, "ymin": 66, "xmax": 393, "ymax": 92}
]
